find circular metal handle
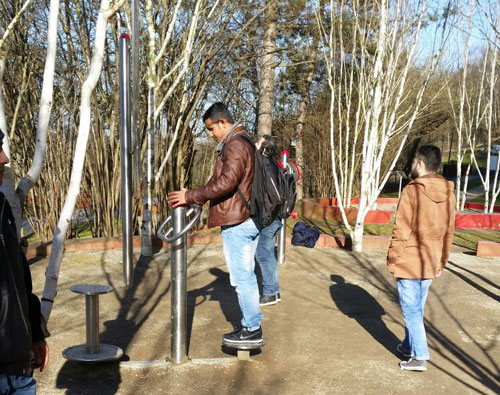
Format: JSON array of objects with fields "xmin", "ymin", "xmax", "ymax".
[{"xmin": 156, "ymin": 204, "xmax": 202, "ymax": 243}]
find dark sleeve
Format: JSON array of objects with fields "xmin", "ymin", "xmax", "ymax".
[
  {"xmin": 185, "ymin": 139, "xmax": 250, "ymax": 205},
  {"xmin": 22, "ymin": 252, "xmax": 45, "ymax": 342}
]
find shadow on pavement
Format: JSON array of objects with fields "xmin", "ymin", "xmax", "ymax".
[
  {"xmin": 329, "ymin": 274, "xmax": 400, "ymax": 358},
  {"xmin": 187, "ymin": 267, "xmax": 241, "ymax": 354},
  {"xmin": 55, "ymin": 241, "xmax": 196, "ymax": 394},
  {"xmin": 55, "ymin": 252, "xmax": 162, "ymax": 394},
  {"xmin": 335, "ymin": 251, "xmax": 500, "ymax": 394}
]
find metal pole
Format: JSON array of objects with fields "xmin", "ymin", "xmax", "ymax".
[
  {"xmin": 277, "ymin": 150, "xmax": 289, "ymax": 265},
  {"xmin": 131, "ymin": 0, "xmax": 140, "ymax": 197},
  {"xmin": 399, "ymin": 175, "xmax": 402, "ymax": 200},
  {"xmin": 120, "ymin": 34, "xmax": 134, "ymax": 287},
  {"xmin": 85, "ymin": 295, "xmax": 100, "ymax": 354},
  {"xmin": 171, "ymin": 207, "xmax": 188, "ymax": 364}
]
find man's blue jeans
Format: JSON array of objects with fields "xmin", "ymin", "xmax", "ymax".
[
  {"xmin": 221, "ymin": 218, "xmax": 263, "ymax": 331},
  {"xmin": 0, "ymin": 375, "xmax": 36, "ymax": 395},
  {"xmin": 256, "ymin": 219, "xmax": 282, "ymax": 296},
  {"xmin": 397, "ymin": 278, "xmax": 432, "ymax": 360}
]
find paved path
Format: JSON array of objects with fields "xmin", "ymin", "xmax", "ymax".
[{"xmin": 29, "ymin": 244, "xmax": 499, "ymax": 394}]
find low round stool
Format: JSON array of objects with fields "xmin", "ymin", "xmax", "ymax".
[{"xmin": 62, "ymin": 284, "xmax": 123, "ymax": 362}]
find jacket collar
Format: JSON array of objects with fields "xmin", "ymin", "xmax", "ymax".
[{"xmin": 215, "ymin": 123, "xmax": 243, "ymax": 153}]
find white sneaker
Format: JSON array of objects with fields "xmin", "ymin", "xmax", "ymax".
[{"xmin": 400, "ymin": 358, "xmax": 427, "ymax": 371}]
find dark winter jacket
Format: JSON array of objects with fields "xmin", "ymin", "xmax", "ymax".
[
  {"xmin": 291, "ymin": 222, "xmax": 321, "ymax": 248},
  {"xmin": 0, "ymin": 192, "xmax": 44, "ymax": 375}
]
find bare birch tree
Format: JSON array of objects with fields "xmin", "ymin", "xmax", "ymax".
[
  {"xmin": 317, "ymin": 0, "xmax": 452, "ymax": 251},
  {"xmin": 41, "ymin": 0, "xmax": 125, "ymax": 322}
]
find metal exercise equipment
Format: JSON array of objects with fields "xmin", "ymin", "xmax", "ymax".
[
  {"xmin": 62, "ymin": 284, "xmax": 123, "ymax": 362},
  {"xmin": 120, "ymin": 33, "xmax": 134, "ymax": 287},
  {"xmin": 157, "ymin": 205, "xmax": 202, "ymax": 364},
  {"xmin": 277, "ymin": 150, "xmax": 289, "ymax": 265}
]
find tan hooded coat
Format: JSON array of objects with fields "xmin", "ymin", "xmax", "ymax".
[{"xmin": 387, "ymin": 173, "xmax": 456, "ymax": 279}]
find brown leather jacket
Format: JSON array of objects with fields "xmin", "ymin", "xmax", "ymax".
[
  {"xmin": 185, "ymin": 125, "xmax": 254, "ymax": 228},
  {"xmin": 387, "ymin": 173, "xmax": 456, "ymax": 279}
]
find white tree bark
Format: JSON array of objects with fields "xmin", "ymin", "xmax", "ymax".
[
  {"xmin": 16, "ymin": 0, "xmax": 60, "ymax": 202},
  {"xmin": 141, "ymin": 0, "xmax": 158, "ymax": 257},
  {"xmin": 41, "ymin": 0, "xmax": 125, "ymax": 322},
  {"xmin": 317, "ymin": 0, "xmax": 450, "ymax": 252}
]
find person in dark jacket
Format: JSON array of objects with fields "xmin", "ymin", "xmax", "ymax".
[
  {"xmin": 0, "ymin": 130, "xmax": 49, "ymax": 394},
  {"xmin": 254, "ymin": 135, "xmax": 283, "ymax": 306},
  {"xmin": 168, "ymin": 103, "xmax": 263, "ymax": 347}
]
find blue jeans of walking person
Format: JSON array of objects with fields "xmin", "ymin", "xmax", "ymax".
[
  {"xmin": 0, "ymin": 375, "xmax": 36, "ymax": 395},
  {"xmin": 397, "ymin": 278, "xmax": 432, "ymax": 360},
  {"xmin": 221, "ymin": 218, "xmax": 263, "ymax": 330},
  {"xmin": 256, "ymin": 219, "xmax": 282, "ymax": 296}
]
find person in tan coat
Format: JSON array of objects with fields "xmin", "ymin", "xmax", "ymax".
[{"xmin": 387, "ymin": 145, "xmax": 455, "ymax": 371}]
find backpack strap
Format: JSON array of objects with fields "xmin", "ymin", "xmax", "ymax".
[
  {"xmin": 221, "ymin": 134, "xmax": 255, "ymax": 162},
  {"xmin": 220, "ymin": 134, "xmax": 255, "ymax": 212}
]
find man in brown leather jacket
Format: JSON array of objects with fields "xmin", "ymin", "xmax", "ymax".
[
  {"xmin": 168, "ymin": 103, "xmax": 264, "ymax": 347},
  {"xmin": 388, "ymin": 145, "xmax": 455, "ymax": 372}
]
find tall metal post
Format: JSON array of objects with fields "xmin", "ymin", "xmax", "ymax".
[
  {"xmin": 120, "ymin": 33, "xmax": 134, "ymax": 287},
  {"xmin": 171, "ymin": 207, "xmax": 188, "ymax": 364},
  {"xmin": 277, "ymin": 150, "xmax": 289, "ymax": 265},
  {"xmin": 131, "ymin": 0, "xmax": 141, "ymax": 197}
]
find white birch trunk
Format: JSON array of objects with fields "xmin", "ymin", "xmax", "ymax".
[
  {"xmin": 155, "ymin": 0, "xmax": 203, "ymax": 181},
  {"xmin": 41, "ymin": 0, "xmax": 123, "ymax": 321},
  {"xmin": 318, "ymin": 0, "xmax": 447, "ymax": 252},
  {"xmin": 352, "ymin": 0, "xmax": 388, "ymax": 252},
  {"xmin": 141, "ymin": 0, "xmax": 157, "ymax": 257},
  {"xmin": 16, "ymin": 0, "xmax": 60, "ymax": 203},
  {"xmin": 482, "ymin": 42, "xmax": 497, "ymax": 213}
]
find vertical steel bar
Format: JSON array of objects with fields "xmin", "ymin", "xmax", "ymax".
[
  {"xmin": 277, "ymin": 150, "xmax": 289, "ymax": 265},
  {"xmin": 120, "ymin": 34, "xmax": 134, "ymax": 287},
  {"xmin": 131, "ymin": 0, "xmax": 140, "ymax": 196},
  {"xmin": 171, "ymin": 207, "xmax": 188, "ymax": 364},
  {"xmin": 85, "ymin": 295, "xmax": 100, "ymax": 354},
  {"xmin": 398, "ymin": 174, "xmax": 403, "ymax": 200}
]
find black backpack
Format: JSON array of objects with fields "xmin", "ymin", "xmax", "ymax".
[
  {"xmin": 221, "ymin": 134, "xmax": 296, "ymax": 230},
  {"xmin": 279, "ymin": 162, "xmax": 297, "ymax": 220}
]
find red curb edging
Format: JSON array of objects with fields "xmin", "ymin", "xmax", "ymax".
[
  {"xmin": 26, "ymin": 234, "xmax": 223, "ymax": 259},
  {"xmin": 476, "ymin": 240, "xmax": 500, "ymax": 257},
  {"xmin": 455, "ymin": 213, "xmax": 500, "ymax": 229},
  {"xmin": 295, "ymin": 199, "xmax": 394, "ymax": 225},
  {"xmin": 26, "ymin": 233, "xmax": 391, "ymax": 259}
]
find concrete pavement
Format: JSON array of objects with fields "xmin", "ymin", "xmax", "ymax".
[{"xmin": 29, "ymin": 243, "xmax": 499, "ymax": 394}]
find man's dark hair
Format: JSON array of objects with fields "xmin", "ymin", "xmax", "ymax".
[
  {"xmin": 260, "ymin": 134, "xmax": 277, "ymax": 158},
  {"xmin": 202, "ymin": 102, "xmax": 234, "ymax": 123},
  {"xmin": 416, "ymin": 145, "xmax": 441, "ymax": 172}
]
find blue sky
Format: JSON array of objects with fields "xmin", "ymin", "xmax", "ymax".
[{"xmin": 418, "ymin": 0, "xmax": 496, "ymax": 69}]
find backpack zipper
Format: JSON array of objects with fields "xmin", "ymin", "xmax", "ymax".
[{"xmin": 270, "ymin": 177, "xmax": 281, "ymax": 200}]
